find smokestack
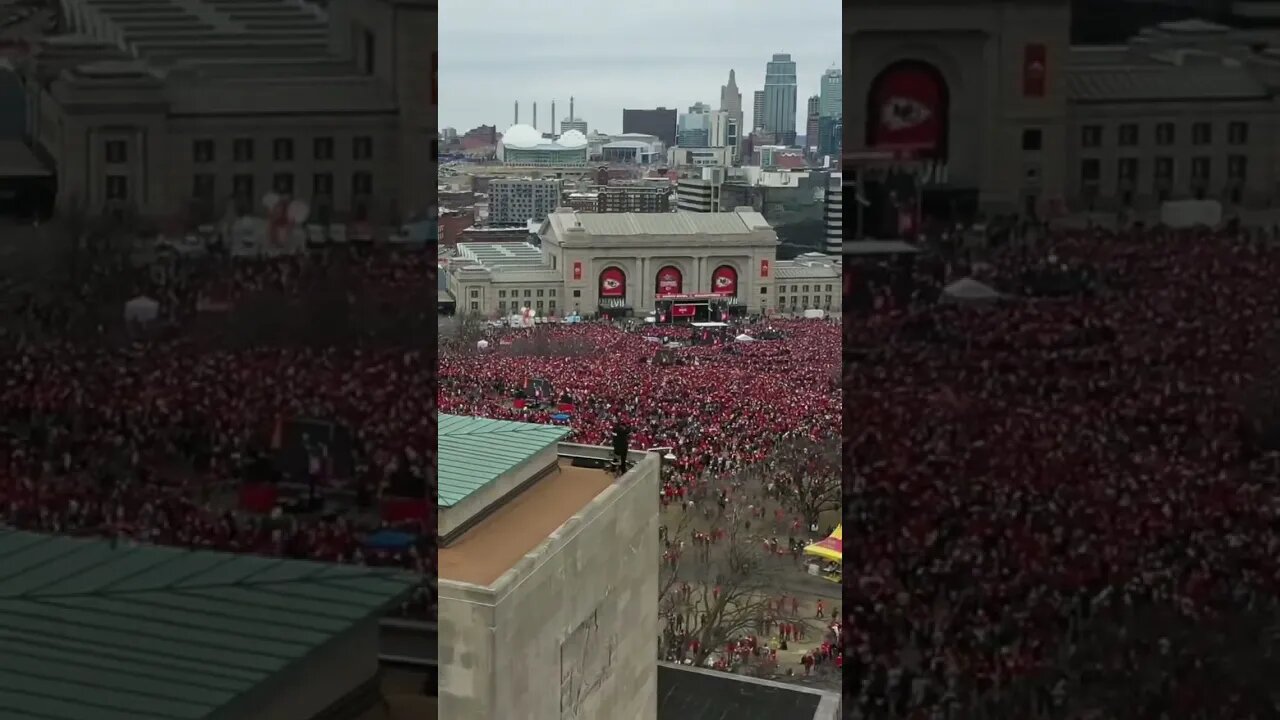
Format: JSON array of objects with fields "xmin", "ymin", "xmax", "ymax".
[
  {"xmin": 514, "ymin": 100, "xmax": 518, "ymax": 125},
  {"xmin": 533, "ymin": 101, "xmax": 537, "ymax": 130},
  {"xmin": 552, "ymin": 99, "xmax": 556, "ymax": 128},
  {"xmin": 570, "ymin": 96, "xmax": 575, "ymax": 121}
]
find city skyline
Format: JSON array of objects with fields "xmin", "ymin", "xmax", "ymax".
[{"xmin": 438, "ymin": 0, "xmax": 840, "ymax": 137}]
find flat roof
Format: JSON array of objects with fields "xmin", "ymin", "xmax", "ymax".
[
  {"xmin": 438, "ymin": 458, "xmax": 614, "ymax": 587},
  {"xmin": 0, "ymin": 529, "xmax": 416, "ymax": 720},
  {"xmin": 843, "ymin": 239, "xmax": 921, "ymax": 256},
  {"xmin": 657, "ymin": 663, "xmax": 839, "ymax": 720},
  {"xmin": 438, "ymin": 414, "xmax": 570, "ymax": 508}
]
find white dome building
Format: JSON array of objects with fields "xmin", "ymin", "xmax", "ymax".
[{"xmin": 498, "ymin": 124, "xmax": 590, "ymax": 167}]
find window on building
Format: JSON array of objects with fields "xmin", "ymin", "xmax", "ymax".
[
  {"xmin": 353, "ymin": 136, "xmax": 373, "ymax": 161},
  {"xmin": 524, "ymin": 289, "xmax": 532, "ymax": 297},
  {"xmin": 801, "ymin": 296, "xmax": 809, "ymax": 307},
  {"xmin": 312, "ymin": 173, "xmax": 334, "ymax": 198},
  {"xmin": 536, "ymin": 300, "xmax": 544, "ymax": 311},
  {"xmin": 233, "ymin": 138, "xmax": 254, "ymax": 162},
  {"xmin": 470, "ymin": 289, "xmax": 479, "ymax": 298},
  {"xmin": 1228, "ymin": 121, "xmax": 1249, "ymax": 146},
  {"xmin": 352, "ymin": 171, "xmax": 373, "ymax": 196},
  {"xmin": 272, "ymin": 173, "xmax": 294, "ymax": 195},
  {"xmin": 273, "ymin": 138, "xmax": 294, "ymax": 162},
  {"xmin": 498, "ymin": 290, "xmax": 506, "ymax": 298},
  {"xmin": 104, "ymin": 140, "xmax": 127, "ymax": 164},
  {"xmin": 761, "ymin": 287, "xmax": 768, "ymax": 294},
  {"xmin": 802, "ymin": 284, "xmax": 810, "ymax": 293},
  {"xmin": 825, "ymin": 284, "xmax": 833, "ymax": 292},
  {"xmin": 549, "ymin": 289, "xmax": 556, "ymax": 297},
  {"xmin": 1231, "ymin": 186, "xmax": 1243, "ymax": 205},
  {"xmin": 1154, "ymin": 157, "xmax": 1174, "ymax": 181},
  {"xmin": 573, "ymin": 290, "xmax": 581, "ymax": 298},
  {"xmin": 1081, "ymin": 125, "xmax": 1102, "ymax": 148},
  {"xmin": 1192, "ymin": 122, "xmax": 1212, "ymax": 145},
  {"xmin": 470, "ymin": 301, "xmax": 478, "ymax": 311},
  {"xmin": 536, "ymin": 289, "xmax": 544, "ymax": 297},
  {"xmin": 314, "ymin": 137, "xmax": 334, "ymax": 161},
  {"xmin": 192, "ymin": 173, "xmax": 215, "ymax": 198},
  {"xmin": 825, "ymin": 295, "xmax": 832, "ymax": 308},
  {"xmin": 105, "ymin": 175, "xmax": 128, "ymax": 200},
  {"xmin": 1191, "ymin": 157, "xmax": 1211, "ymax": 181},
  {"xmin": 1080, "ymin": 158, "xmax": 1101, "ymax": 183},
  {"xmin": 193, "ymin": 139, "xmax": 215, "ymax": 163},
  {"xmin": 1117, "ymin": 124, "xmax": 1139, "ymax": 147},
  {"xmin": 1155, "ymin": 123, "xmax": 1175, "ymax": 146},
  {"xmin": 549, "ymin": 300, "xmax": 556, "ymax": 313},
  {"xmin": 1021, "ymin": 128, "xmax": 1042, "ymax": 151}
]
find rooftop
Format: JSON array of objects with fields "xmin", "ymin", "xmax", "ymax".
[
  {"xmin": 1067, "ymin": 63, "xmax": 1269, "ymax": 101},
  {"xmin": 452, "ymin": 242, "xmax": 546, "ymax": 271},
  {"xmin": 437, "ymin": 458, "xmax": 615, "ymax": 587},
  {"xmin": 544, "ymin": 209, "xmax": 773, "ymax": 239},
  {"xmin": 437, "ymin": 414, "xmax": 570, "ymax": 508},
  {"xmin": 657, "ymin": 663, "xmax": 840, "ymax": 720},
  {"xmin": 0, "ymin": 529, "xmax": 416, "ymax": 720}
]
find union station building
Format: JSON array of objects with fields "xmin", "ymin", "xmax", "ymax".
[{"xmin": 441, "ymin": 208, "xmax": 840, "ymax": 318}]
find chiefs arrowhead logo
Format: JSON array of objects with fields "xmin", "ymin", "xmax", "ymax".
[
  {"xmin": 715, "ymin": 275, "xmax": 733, "ymax": 288},
  {"xmin": 602, "ymin": 278, "xmax": 620, "ymax": 290},
  {"xmin": 881, "ymin": 96, "xmax": 931, "ymax": 132}
]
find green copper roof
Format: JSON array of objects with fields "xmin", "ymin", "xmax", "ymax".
[
  {"xmin": 438, "ymin": 414, "xmax": 570, "ymax": 507},
  {"xmin": 0, "ymin": 530, "xmax": 417, "ymax": 720}
]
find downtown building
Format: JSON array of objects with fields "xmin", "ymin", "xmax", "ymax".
[
  {"xmin": 23, "ymin": 0, "xmax": 433, "ymax": 225},
  {"xmin": 824, "ymin": 174, "xmax": 842, "ymax": 254},
  {"xmin": 848, "ymin": 0, "xmax": 1280, "ymax": 227},
  {"xmin": 488, "ymin": 178, "xmax": 562, "ymax": 225},
  {"xmin": 763, "ymin": 53, "xmax": 798, "ymax": 146},
  {"xmin": 622, "ymin": 107, "xmax": 678, "ymax": 149}
]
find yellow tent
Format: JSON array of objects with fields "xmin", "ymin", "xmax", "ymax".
[{"xmin": 803, "ymin": 524, "xmax": 841, "ymax": 563}]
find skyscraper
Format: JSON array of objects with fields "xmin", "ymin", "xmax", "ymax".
[
  {"xmin": 719, "ymin": 69, "xmax": 744, "ymax": 162},
  {"xmin": 763, "ymin": 53, "xmax": 798, "ymax": 146},
  {"xmin": 752, "ymin": 90, "xmax": 765, "ymax": 132},
  {"xmin": 819, "ymin": 67, "xmax": 842, "ymax": 119},
  {"xmin": 806, "ymin": 95, "xmax": 820, "ymax": 152}
]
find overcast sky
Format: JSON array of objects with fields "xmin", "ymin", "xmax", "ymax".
[{"xmin": 439, "ymin": 0, "xmax": 841, "ymax": 136}]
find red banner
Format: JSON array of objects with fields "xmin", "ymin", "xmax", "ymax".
[
  {"xmin": 599, "ymin": 267, "xmax": 626, "ymax": 298},
  {"xmin": 656, "ymin": 266, "xmax": 682, "ymax": 295},
  {"xmin": 672, "ymin": 304, "xmax": 697, "ymax": 317},
  {"xmin": 1023, "ymin": 44, "xmax": 1046, "ymax": 98},
  {"xmin": 760, "ymin": 259, "xmax": 769, "ymax": 278},
  {"xmin": 573, "ymin": 261, "xmax": 582, "ymax": 280},
  {"xmin": 711, "ymin": 265, "xmax": 738, "ymax": 296},
  {"xmin": 868, "ymin": 62, "xmax": 947, "ymax": 155}
]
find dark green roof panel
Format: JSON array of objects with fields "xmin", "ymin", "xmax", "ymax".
[
  {"xmin": 0, "ymin": 530, "xmax": 416, "ymax": 720},
  {"xmin": 438, "ymin": 413, "xmax": 570, "ymax": 507}
]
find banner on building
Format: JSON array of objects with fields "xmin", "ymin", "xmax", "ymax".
[
  {"xmin": 867, "ymin": 61, "xmax": 948, "ymax": 155},
  {"xmin": 656, "ymin": 266, "xmax": 682, "ymax": 295},
  {"xmin": 711, "ymin": 265, "xmax": 738, "ymax": 296},
  {"xmin": 599, "ymin": 267, "xmax": 626, "ymax": 298},
  {"xmin": 672, "ymin": 304, "xmax": 697, "ymax": 317},
  {"xmin": 760, "ymin": 259, "xmax": 769, "ymax": 277},
  {"xmin": 573, "ymin": 261, "xmax": 582, "ymax": 280}
]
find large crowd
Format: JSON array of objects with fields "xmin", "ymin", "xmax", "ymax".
[
  {"xmin": 440, "ymin": 319, "xmax": 840, "ymax": 495},
  {"xmin": 846, "ymin": 225, "xmax": 1280, "ymax": 718},
  {"xmin": 0, "ymin": 247, "xmax": 436, "ymax": 620}
]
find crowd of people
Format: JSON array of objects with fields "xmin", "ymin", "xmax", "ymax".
[
  {"xmin": 846, "ymin": 225, "xmax": 1280, "ymax": 718},
  {"xmin": 440, "ymin": 319, "xmax": 840, "ymax": 493},
  {"xmin": 0, "ymin": 247, "xmax": 436, "ymax": 620}
]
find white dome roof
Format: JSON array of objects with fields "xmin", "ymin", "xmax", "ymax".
[
  {"xmin": 557, "ymin": 129, "xmax": 587, "ymax": 148},
  {"xmin": 501, "ymin": 124, "xmax": 545, "ymax": 149}
]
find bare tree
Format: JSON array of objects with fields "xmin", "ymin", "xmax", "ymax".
[
  {"xmin": 769, "ymin": 436, "xmax": 841, "ymax": 531},
  {"xmin": 658, "ymin": 511, "xmax": 801, "ymax": 670}
]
